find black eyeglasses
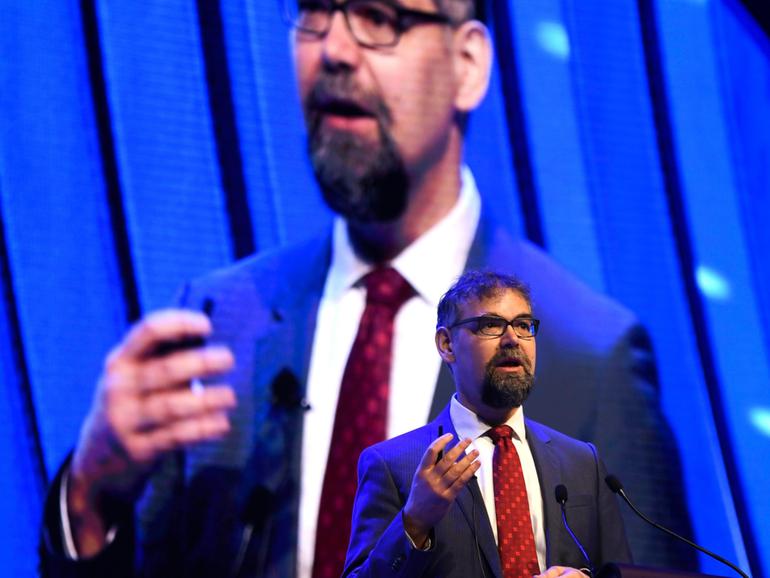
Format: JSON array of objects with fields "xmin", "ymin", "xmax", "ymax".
[
  {"xmin": 449, "ymin": 315, "xmax": 540, "ymax": 339},
  {"xmin": 283, "ymin": 0, "xmax": 452, "ymax": 49}
]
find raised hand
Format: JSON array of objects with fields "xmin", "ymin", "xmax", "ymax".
[
  {"xmin": 67, "ymin": 309, "xmax": 236, "ymax": 556},
  {"xmin": 402, "ymin": 433, "xmax": 481, "ymax": 548}
]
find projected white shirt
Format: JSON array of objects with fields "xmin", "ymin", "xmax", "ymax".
[{"xmin": 298, "ymin": 167, "xmax": 481, "ymax": 578}]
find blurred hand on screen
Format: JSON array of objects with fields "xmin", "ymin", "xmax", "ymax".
[{"xmin": 66, "ymin": 309, "xmax": 236, "ymax": 556}]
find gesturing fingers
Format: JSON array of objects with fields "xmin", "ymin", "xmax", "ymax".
[
  {"xmin": 436, "ymin": 447, "xmax": 481, "ymax": 499},
  {"xmin": 144, "ymin": 407, "xmax": 233, "ymax": 454},
  {"xmin": 68, "ymin": 309, "xmax": 237, "ymax": 523},
  {"xmin": 119, "ymin": 309, "xmax": 213, "ymax": 360},
  {"xmin": 404, "ymin": 433, "xmax": 481, "ymax": 537},
  {"xmin": 432, "ymin": 436, "xmax": 474, "ymax": 475},
  {"xmin": 110, "ymin": 384, "xmax": 236, "ymax": 464},
  {"xmin": 133, "ymin": 346, "xmax": 235, "ymax": 393},
  {"xmin": 419, "ymin": 432, "xmax": 455, "ymax": 469},
  {"xmin": 137, "ymin": 384, "xmax": 236, "ymax": 430},
  {"xmin": 419, "ymin": 435, "xmax": 480, "ymax": 498},
  {"xmin": 443, "ymin": 450, "xmax": 481, "ymax": 495}
]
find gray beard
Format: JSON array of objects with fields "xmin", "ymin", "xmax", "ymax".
[
  {"xmin": 480, "ymin": 364, "xmax": 535, "ymax": 410},
  {"xmin": 304, "ymin": 71, "xmax": 410, "ymax": 224},
  {"xmin": 309, "ymin": 118, "xmax": 409, "ymax": 224}
]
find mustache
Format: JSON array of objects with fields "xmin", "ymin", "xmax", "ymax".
[
  {"xmin": 304, "ymin": 71, "xmax": 392, "ymax": 126},
  {"xmin": 488, "ymin": 348, "xmax": 532, "ymax": 373}
]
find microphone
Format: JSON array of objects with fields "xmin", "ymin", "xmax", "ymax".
[
  {"xmin": 231, "ymin": 486, "xmax": 276, "ymax": 578},
  {"xmin": 605, "ymin": 475, "xmax": 749, "ymax": 578},
  {"xmin": 555, "ymin": 485, "xmax": 594, "ymax": 576},
  {"xmin": 271, "ymin": 368, "xmax": 311, "ymax": 411}
]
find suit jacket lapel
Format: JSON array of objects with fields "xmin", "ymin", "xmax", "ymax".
[
  {"xmin": 248, "ymin": 233, "xmax": 330, "ymax": 439},
  {"xmin": 526, "ymin": 419, "xmax": 562, "ymax": 568},
  {"xmin": 432, "ymin": 407, "xmax": 503, "ymax": 578},
  {"xmin": 242, "ymin": 233, "xmax": 332, "ymax": 576},
  {"xmin": 455, "ymin": 479, "xmax": 504, "ymax": 578},
  {"xmin": 262, "ymin": 231, "xmax": 332, "ymax": 395}
]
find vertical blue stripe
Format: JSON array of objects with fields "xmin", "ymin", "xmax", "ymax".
[
  {"xmin": 715, "ymin": 0, "xmax": 770, "ymax": 391},
  {"xmin": 553, "ymin": 0, "xmax": 741, "ymax": 569},
  {"xmin": 489, "ymin": 1, "xmax": 545, "ymax": 245},
  {"xmin": 0, "ymin": 184, "xmax": 46, "ymax": 576},
  {"xmin": 95, "ymin": 0, "xmax": 233, "ymax": 311},
  {"xmin": 504, "ymin": 0, "xmax": 605, "ymax": 291},
  {"xmin": 196, "ymin": 0, "xmax": 255, "ymax": 259},
  {"xmin": 0, "ymin": 0, "xmax": 127, "ymax": 476},
  {"xmin": 81, "ymin": 0, "xmax": 142, "ymax": 321},
  {"xmin": 656, "ymin": 0, "xmax": 769, "ymax": 573},
  {"xmin": 225, "ymin": 0, "xmax": 331, "ymax": 250},
  {"xmin": 640, "ymin": 0, "xmax": 754, "ymax": 571}
]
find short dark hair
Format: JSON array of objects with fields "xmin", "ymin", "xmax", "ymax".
[{"xmin": 437, "ymin": 270, "xmax": 533, "ymax": 328}]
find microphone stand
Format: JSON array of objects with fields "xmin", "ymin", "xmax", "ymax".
[{"xmin": 605, "ymin": 475, "xmax": 749, "ymax": 578}]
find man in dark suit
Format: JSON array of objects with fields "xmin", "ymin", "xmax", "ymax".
[
  {"xmin": 40, "ymin": 0, "xmax": 691, "ymax": 576},
  {"xmin": 343, "ymin": 270, "xmax": 631, "ymax": 577}
]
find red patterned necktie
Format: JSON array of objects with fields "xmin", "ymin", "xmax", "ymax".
[
  {"xmin": 312, "ymin": 267, "xmax": 415, "ymax": 578},
  {"xmin": 486, "ymin": 424, "xmax": 540, "ymax": 578}
]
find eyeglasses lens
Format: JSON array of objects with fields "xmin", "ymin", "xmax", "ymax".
[{"xmin": 287, "ymin": 0, "xmax": 399, "ymax": 47}]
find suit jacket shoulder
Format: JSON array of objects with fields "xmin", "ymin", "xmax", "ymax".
[{"xmin": 182, "ymin": 230, "xmax": 332, "ymax": 314}]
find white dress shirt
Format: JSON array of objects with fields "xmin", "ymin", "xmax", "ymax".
[
  {"xmin": 297, "ymin": 167, "xmax": 481, "ymax": 578},
  {"xmin": 450, "ymin": 395, "xmax": 547, "ymax": 572}
]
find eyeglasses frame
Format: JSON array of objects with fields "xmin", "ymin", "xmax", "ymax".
[
  {"xmin": 448, "ymin": 315, "xmax": 540, "ymax": 339},
  {"xmin": 283, "ymin": 0, "xmax": 453, "ymax": 48}
]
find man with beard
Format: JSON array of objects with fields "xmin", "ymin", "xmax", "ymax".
[
  {"xmin": 342, "ymin": 270, "xmax": 631, "ymax": 578},
  {"xmin": 39, "ymin": 1, "xmax": 693, "ymax": 577}
]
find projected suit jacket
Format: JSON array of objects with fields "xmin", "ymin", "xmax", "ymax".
[
  {"xmin": 342, "ymin": 406, "xmax": 631, "ymax": 577},
  {"xmin": 39, "ymin": 209, "xmax": 693, "ymax": 577}
]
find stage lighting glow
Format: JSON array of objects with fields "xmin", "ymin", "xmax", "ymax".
[
  {"xmin": 696, "ymin": 265, "xmax": 731, "ymax": 301},
  {"xmin": 749, "ymin": 408, "xmax": 770, "ymax": 437},
  {"xmin": 536, "ymin": 21, "xmax": 570, "ymax": 60}
]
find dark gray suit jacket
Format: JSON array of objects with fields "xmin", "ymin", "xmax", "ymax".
[
  {"xmin": 39, "ymin": 211, "xmax": 693, "ymax": 577},
  {"xmin": 342, "ymin": 406, "xmax": 631, "ymax": 578}
]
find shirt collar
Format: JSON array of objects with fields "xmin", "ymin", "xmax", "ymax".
[
  {"xmin": 450, "ymin": 393, "xmax": 526, "ymax": 443},
  {"xmin": 325, "ymin": 166, "xmax": 481, "ymax": 302}
]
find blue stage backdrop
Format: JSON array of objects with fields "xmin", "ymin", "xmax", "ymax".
[{"xmin": 1, "ymin": 1, "xmax": 768, "ymax": 576}]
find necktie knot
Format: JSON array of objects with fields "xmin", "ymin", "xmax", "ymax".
[
  {"xmin": 363, "ymin": 267, "xmax": 415, "ymax": 309},
  {"xmin": 485, "ymin": 424, "xmax": 514, "ymax": 445}
]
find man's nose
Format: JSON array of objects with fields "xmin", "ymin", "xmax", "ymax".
[
  {"xmin": 321, "ymin": 11, "xmax": 363, "ymax": 70},
  {"xmin": 499, "ymin": 324, "xmax": 522, "ymax": 347}
]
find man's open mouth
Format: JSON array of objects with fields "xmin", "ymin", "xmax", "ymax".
[{"xmin": 317, "ymin": 98, "xmax": 374, "ymax": 119}]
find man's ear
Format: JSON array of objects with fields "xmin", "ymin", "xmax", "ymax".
[
  {"xmin": 435, "ymin": 327, "xmax": 456, "ymax": 364},
  {"xmin": 452, "ymin": 20, "xmax": 492, "ymax": 113}
]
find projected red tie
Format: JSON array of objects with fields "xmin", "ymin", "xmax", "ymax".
[
  {"xmin": 312, "ymin": 267, "xmax": 415, "ymax": 578},
  {"xmin": 486, "ymin": 424, "xmax": 539, "ymax": 578}
]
